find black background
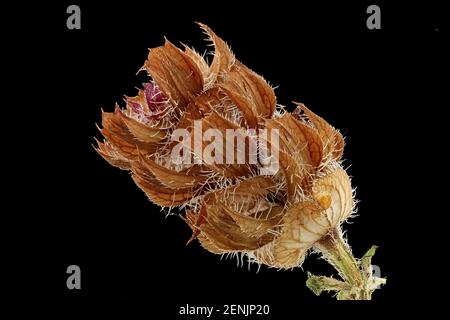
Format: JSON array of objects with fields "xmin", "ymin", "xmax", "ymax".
[{"xmin": 5, "ymin": 0, "xmax": 445, "ymax": 316}]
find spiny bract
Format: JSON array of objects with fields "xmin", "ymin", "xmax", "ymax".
[{"xmin": 94, "ymin": 23, "xmax": 352, "ymax": 270}]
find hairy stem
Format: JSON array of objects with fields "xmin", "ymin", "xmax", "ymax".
[{"xmin": 306, "ymin": 227, "xmax": 386, "ymax": 300}]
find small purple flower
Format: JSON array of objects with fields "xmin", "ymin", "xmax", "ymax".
[{"xmin": 144, "ymin": 82, "xmax": 167, "ymax": 113}]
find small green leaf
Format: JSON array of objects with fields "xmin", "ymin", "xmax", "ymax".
[
  {"xmin": 360, "ymin": 245, "xmax": 378, "ymax": 271},
  {"xmin": 306, "ymin": 272, "xmax": 350, "ymax": 296}
]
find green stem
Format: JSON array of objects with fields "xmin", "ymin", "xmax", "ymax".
[
  {"xmin": 314, "ymin": 228, "xmax": 363, "ymax": 287},
  {"xmin": 306, "ymin": 227, "xmax": 386, "ymax": 300}
]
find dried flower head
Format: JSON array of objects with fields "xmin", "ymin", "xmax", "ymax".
[{"xmin": 94, "ymin": 23, "xmax": 385, "ymax": 300}]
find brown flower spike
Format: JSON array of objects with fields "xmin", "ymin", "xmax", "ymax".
[{"xmin": 94, "ymin": 23, "xmax": 385, "ymax": 300}]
